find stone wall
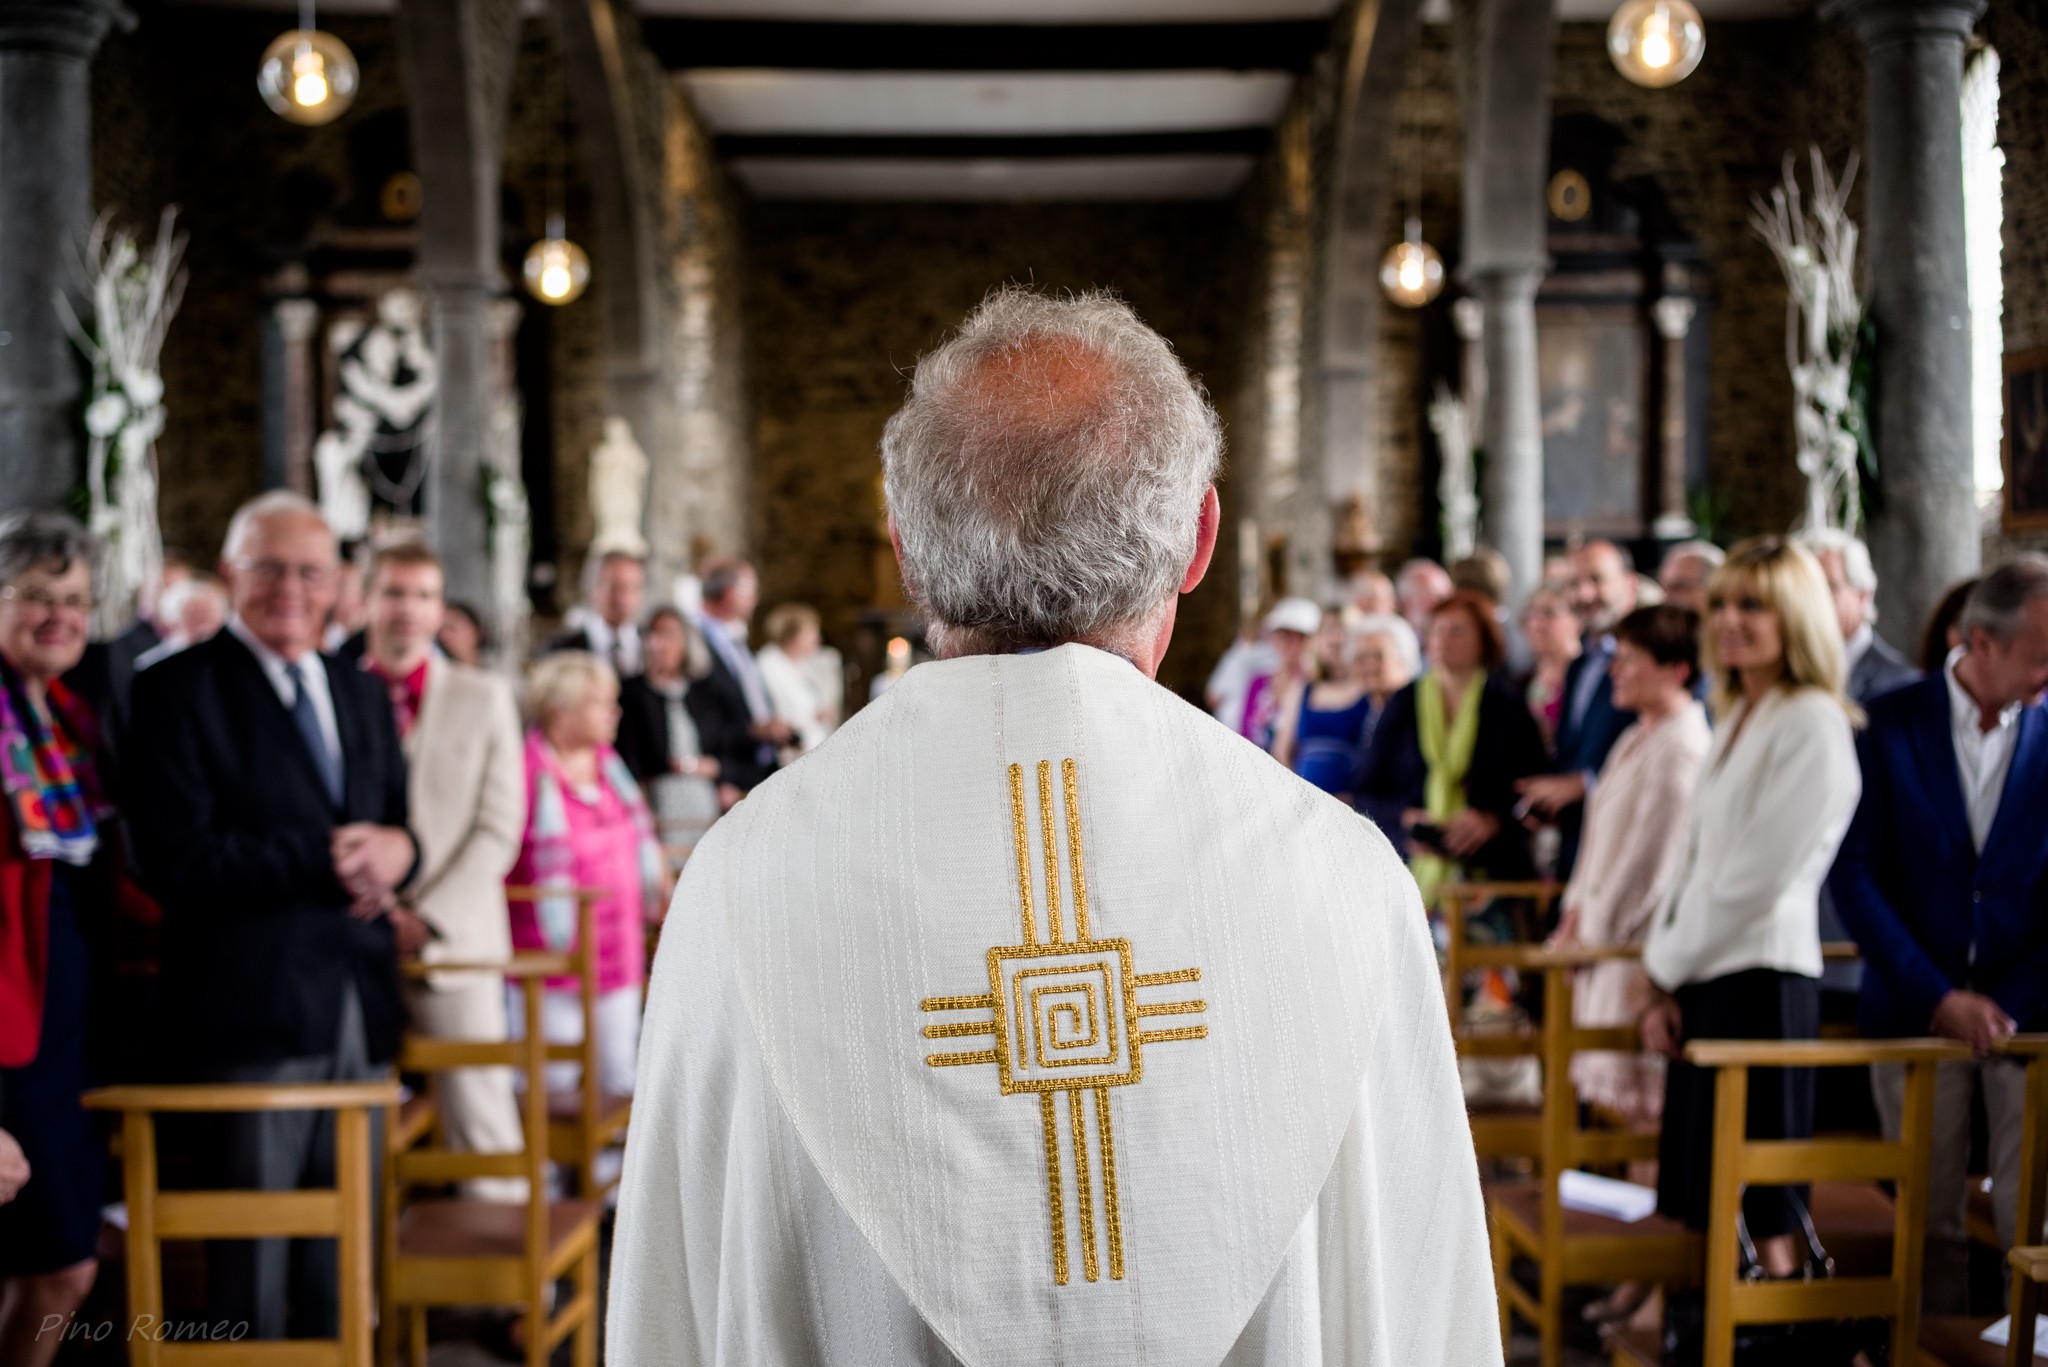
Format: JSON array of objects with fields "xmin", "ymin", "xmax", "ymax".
[{"xmin": 740, "ymin": 200, "xmax": 1241, "ymax": 701}]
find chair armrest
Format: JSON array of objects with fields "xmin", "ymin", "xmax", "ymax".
[
  {"xmin": 1683, "ymin": 1038, "xmax": 1972, "ymax": 1068},
  {"xmin": 83, "ymin": 1080, "xmax": 403, "ymax": 1113}
]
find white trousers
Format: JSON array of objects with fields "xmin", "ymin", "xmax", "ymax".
[
  {"xmin": 1872, "ymin": 1056, "xmax": 2029, "ymax": 1315},
  {"xmin": 506, "ymin": 984, "xmax": 643, "ymax": 1099},
  {"xmin": 405, "ymin": 976, "xmax": 528, "ymax": 1203}
]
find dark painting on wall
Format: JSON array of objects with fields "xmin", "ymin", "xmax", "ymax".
[
  {"xmin": 2006, "ymin": 349, "xmax": 2048, "ymax": 533},
  {"xmin": 1539, "ymin": 305, "xmax": 1646, "ymax": 539}
]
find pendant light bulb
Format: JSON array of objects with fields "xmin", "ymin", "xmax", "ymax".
[
  {"xmin": 1380, "ymin": 217, "xmax": 1445, "ymax": 309},
  {"xmin": 1607, "ymin": 0, "xmax": 1706, "ymax": 88},
  {"xmin": 259, "ymin": 5, "xmax": 358, "ymax": 126},
  {"xmin": 524, "ymin": 214, "xmax": 591, "ymax": 306}
]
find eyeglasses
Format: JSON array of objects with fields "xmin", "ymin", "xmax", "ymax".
[
  {"xmin": 233, "ymin": 559, "xmax": 336, "ymax": 587},
  {"xmin": 0, "ymin": 586, "xmax": 96, "ymax": 617}
]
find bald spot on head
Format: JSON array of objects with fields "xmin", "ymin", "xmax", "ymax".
[{"xmin": 960, "ymin": 334, "xmax": 1124, "ymax": 455}]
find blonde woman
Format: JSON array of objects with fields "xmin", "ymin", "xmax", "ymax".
[
  {"xmin": 755, "ymin": 603, "xmax": 832, "ymax": 761},
  {"xmin": 1638, "ymin": 537, "xmax": 1861, "ymax": 1292}
]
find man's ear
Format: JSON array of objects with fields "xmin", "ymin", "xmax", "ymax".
[{"xmin": 1179, "ymin": 486, "xmax": 1222, "ymax": 595}]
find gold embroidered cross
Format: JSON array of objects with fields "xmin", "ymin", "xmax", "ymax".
[{"xmin": 920, "ymin": 758, "xmax": 1208, "ymax": 1286}]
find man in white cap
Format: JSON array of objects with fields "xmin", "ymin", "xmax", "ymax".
[{"xmin": 610, "ymin": 288, "xmax": 1496, "ymax": 1365}]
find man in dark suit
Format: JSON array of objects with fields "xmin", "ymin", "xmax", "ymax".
[
  {"xmin": 126, "ymin": 493, "xmax": 418, "ymax": 1341},
  {"xmin": 1800, "ymin": 528, "xmax": 1920, "ymax": 701},
  {"xmin": 548, "ymin": 550, "xmax": 646, "ymax": 678},
  {"xmin": 1516, "ymin": 538, "xmax": 1638, "ymax": 880},
  {"xmin": 1830, "ymin": 556, "xmax": 2048, "ymax": 1312},
  {"xmin": 61, "ymin": 554, "xmax": 192, "ymax": 759},
  {"xmin": 688, "ymin": 558, "xmax": 786, "ymax": 800}
]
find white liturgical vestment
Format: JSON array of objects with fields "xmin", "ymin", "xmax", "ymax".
[{"xmin": 610, "ymin": 644, "xmax": 1498, "ymax": 1367}]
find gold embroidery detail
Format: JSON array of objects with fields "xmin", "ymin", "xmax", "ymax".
[
  {"xmin": 1062, "ymin": 759, "xmax": 1090, "ymax": 942},
  {"xmin": 1038, "ymin": 761, "xmax": 1062, "ymax": 944},
  {"xmin": 1040, "ymin": 1092, "xmax": 1067, "ymax": 1286},
  {"xmin": 1069, "ymin": 1087, "xmax": 1098, "ymax": 1282},
  {"xmin": 920, "ymin": 757, "xmax": 1209, "ymax": 1287},
  {"xmin": 1009, "ymin": 765, "xmax": 1035, "ymax": 947},
  {"xmin": 1094, "ymin": 1086, "xmax": 1124, "ymax": 1279}
]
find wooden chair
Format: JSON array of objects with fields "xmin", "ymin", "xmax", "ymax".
[
  {"xmin": 504, "ymin": 884, "xmax": 633, "ymax": 1201},
  {"xmin": 1486, "ymin": 944, "xmax": 1702, "ymax": 1367},
  {"xmin": 1440, "ymin": 881, "xmax": 1562, "ymax": 1166},
  {"xmin": 382, "ymin": 950, "xmax": 601, "ymax": 1367},
  {"xmin": 1605, "ymin": 1037, "xmax": 1970, "ymax": 1367},
  {"xmin": 1919, "ymin": 1034, "xmax": 2048, "ymax": 1366},
  {"xmin": 81, "ymin": 1078, "xmax": 400, "ymax": 1367}
]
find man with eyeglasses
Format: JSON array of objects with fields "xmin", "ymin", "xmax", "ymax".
[{"xmin": 126, "ymin": 491, "xmax": 418, "ymax": 1342}]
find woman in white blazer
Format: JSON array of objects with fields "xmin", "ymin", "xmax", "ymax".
[{"xmin": 1639, "ymin": 537, "xmax": 1862, "ymax": 1282}]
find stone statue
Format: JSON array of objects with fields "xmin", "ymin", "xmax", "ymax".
[
  {"xmin": 313, "ymin": 392, "xmax": 375, "ymax": 542},
  {"xmin": 589, "ymin": 416, "xmax": 649, "ymax": 558}
]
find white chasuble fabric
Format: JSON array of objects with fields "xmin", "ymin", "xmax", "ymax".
[{"xmin": 610, "ymin": 645, "xmax": 1498, "ymax": 1367}]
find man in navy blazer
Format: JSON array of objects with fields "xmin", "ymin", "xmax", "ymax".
[
  {"xmin": 1516, "ymin": 539, "xmax": 1638, "ymax": 880},
  {"xmin": 1830, "ymin": 555, "xmax": 2048, "ymax": 1312}
]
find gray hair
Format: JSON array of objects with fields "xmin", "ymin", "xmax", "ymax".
[
  {"xmin": 1351, "ymin": 612, "xmax": 1422, "ymax": 679},
  {"xmin": 1661, "ymin": 539, "xmax": 1726, "ymax": 573},
  {"xmin": 0, "ymin": 509, "xmax": 98, "ymax": 590},
  {"xmin": 1960, "ymin": 554, "xmax": 2048, "ymax": 645},
  {"xmin": 1794, "ymin": 528, "xmax": 1878, "ymax": 618},
  {"xmin": 222, "ymin": 490, "xmax": 332, "ymax": 562},
  {"xmin": 881, "ymin": 287, "xmax": 1222, "ymax": 655}
]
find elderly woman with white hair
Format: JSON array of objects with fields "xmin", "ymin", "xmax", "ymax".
[
  {"xmin": 507, "ymin": 652, "xmax": 664, "ymax": 1104},
  {"xmin": 1275, "ymin": 613, "xmax": 1418, "ymax": 799}
]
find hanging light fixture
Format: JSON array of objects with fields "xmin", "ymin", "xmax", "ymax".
[
  {"xmin": 524, "ymin": 214, "xmax": 592, "ymax": 305},
  {"xmin": 258, "ymin": 0, "xmax": 358, "ymax": 126},
  {"xmin": 1607, "ymin": 0, "xmax": 1706, "ymax": 88},
  {"xmin": 523, "ymin": 56, "xmax": 591, "ymax": 306},
  {"xmin": 1381, "ymin": 218, "xmax": 1446, "ymax": 308}
]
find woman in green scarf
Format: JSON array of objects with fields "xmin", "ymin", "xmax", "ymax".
[{"xmin": 1353, "ymin": 590, "xmax": 1548, "ymax": 906}]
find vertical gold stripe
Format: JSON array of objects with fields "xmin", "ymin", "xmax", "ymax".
[
  {"xmin": 1040, "ymin": 1092, "xmax": 1067, "ymax": 1285},
  {"xmin": 1069, "ymin": 1088, "xmax": 1098, "ymax": 1282},
  {"xmin": 1008, "ymin": 764, "xmax": 1035, "ymax": 946},
  {"xmin": 1062, "ymin": 759, "xmax": 1091, "ymax": 943},
  {"xmin": 1095, "ymin": 1086, "xmax": 1124, "ymax": 1280},
  {"xmin": 1037, "ymin": 760, "xmax": 1063, "ymax": 944}
]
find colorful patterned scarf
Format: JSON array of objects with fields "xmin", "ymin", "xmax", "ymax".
[
  {"xmin": 0, "ymin": 656, "xmax": 105, "ymax": 867},
  {"xmin": 529, "ymin": 742, "xmax": 664, "ymax": 952}
]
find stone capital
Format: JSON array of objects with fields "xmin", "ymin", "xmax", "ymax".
[
  {"xmin": 1462, "ymin": 263, "xmax": 1546, "ymax": 304},
  {"xmin": 1823, "ymin": 0, "xmax": 1984, "ymax": 48},
  {"xmin": 272, "ymin": 298, "xmax": 322, "ymax": 344},
  {"xmin": 0, "ymin": 0, "xmax": 134, "ymax": 58}
]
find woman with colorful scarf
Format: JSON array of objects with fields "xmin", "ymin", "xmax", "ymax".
[
  {"xmin": 0, "ymin": 512, "xmax": 115, "ymax": 1367},
  {"xmin": 506, "ymin": 652, "xmax": 666, "ymax": 1120},
  {"xmin": 1353, "ymin": 589, "xmax": 1547, "ymax": 908}
]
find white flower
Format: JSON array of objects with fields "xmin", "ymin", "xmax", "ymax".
[
  {"xmin": 85, "ymin": 391, "xmax": 129, "ymax": 437},
  {"xmin": 121, "ymin": 368, "xmax": 164, "ymax": 409}
]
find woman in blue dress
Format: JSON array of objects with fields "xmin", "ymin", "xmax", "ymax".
[{"xmin": 1276, "ymin": 613, "xmax": 1418, "ymax": 801}]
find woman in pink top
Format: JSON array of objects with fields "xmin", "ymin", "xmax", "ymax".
[{"xmin": 508, "ymin": 652, "xmax": 664, "ymax": 1101}]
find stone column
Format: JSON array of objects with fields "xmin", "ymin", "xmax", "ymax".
[
  {"xmin": 1829, "ymin": 0, "xmax": 1985, "ymax": 644},
  {"xmin": 396, "ymin": 0, "xmax": 522, "ymax": 607},
  {"xmin": 267, "ymin": 296, "xmax": 321, "ymax": 495},
  {"xmin": 1457, "ymin": 0, "xmax": 1556, "ymax": 603},
  {"xmin": 1651, "ymin": 295, "xmax": 1697, "ymax": 539},
  {"xmin": 0, "ymin": 0, "xmax": 132, "ymax": 516}
]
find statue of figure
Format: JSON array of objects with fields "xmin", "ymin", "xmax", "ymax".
[
  {"xmin": 589, "ymin": 416, "xmax": 649, "ymax": 558},
  {"xmin": 313, "ymin": 393, "xmax": 375, "ymax": 542}
]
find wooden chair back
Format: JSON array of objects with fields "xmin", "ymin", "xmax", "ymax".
[
  {"xmin": 502, "ymin": 885, "xmax": 630, "ymax": 1199},
  {"xmin": 1439, "ymin": 881, "xmax": 1561, "ymax": 1165},
  {"xmin": 1684, "ymin": 1036, "xmax": 1971, "ymax": 1366},
  {"xmin": 1438, "ymin": 880, "xmax": 1563, "ymax": 1022},
  {"xmin": 81, "ymin": 1079, "xmax": 400, "ymax": 1367}
]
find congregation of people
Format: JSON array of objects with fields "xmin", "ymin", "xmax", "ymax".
[
  {"xmin": 2, "ymin": 466, "xmax": 2046, "ymax": 1358},
  {"xmin": 1211, "ymin": 526, "xmax": 2048, "ymax": 1331},
  {"xmin": 0, "ymin": 496, "xmax": 841, "ymax": 1363}
]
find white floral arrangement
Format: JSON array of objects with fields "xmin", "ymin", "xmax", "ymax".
[
  {"xmin": 1751, "ymin": 148, "xmax": 1868, "ymax": 533},
  {"xmin": 1427, "ymin": 382, "xmax": 1479, "ymax": 562},
  {"xmin": 57, "ymin": 209, "xmax": 187, "ymax": 636}
]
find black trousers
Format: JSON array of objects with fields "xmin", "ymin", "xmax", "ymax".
[{"xmin": 1657, "ymin": 968, "xmax": 1820, "ymax": 1238}]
